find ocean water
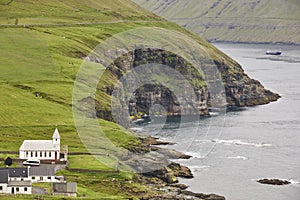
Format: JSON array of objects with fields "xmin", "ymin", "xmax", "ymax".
[{"xmin": 136, "ymin": 43, "xmax": 300, "ymax": 200}]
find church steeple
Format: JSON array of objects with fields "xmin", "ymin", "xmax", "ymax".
[{"xmin": 52, "ymin": 128, "xmax": 60, "ymax": 147}]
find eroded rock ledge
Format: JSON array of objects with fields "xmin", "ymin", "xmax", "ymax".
[
  {"xmin": 130, "ymin": 136, "xmax": 225, "ymax": 200},
  {"xmin": 89, "ymin": 48, "xmax": 280, "ymax": 122}
]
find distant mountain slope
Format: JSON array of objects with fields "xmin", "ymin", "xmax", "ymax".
[
  {"xmin": 0, "ymin": 0, "xmax": 280, "ymax": 198},
  {"xmin": 133, "ymin": 0, "xmax": 300, "ymax": 44}
]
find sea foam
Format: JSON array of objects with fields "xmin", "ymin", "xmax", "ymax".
[{"xmin": 227, "ymin": 156, "xmax": 249, "ymax": 160}]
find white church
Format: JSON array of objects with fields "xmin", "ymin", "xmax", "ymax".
[{"xmin": 19, "ymin": 128, "xmax": 67, "ymax": 161}]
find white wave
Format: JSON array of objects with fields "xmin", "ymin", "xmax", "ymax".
[
  {"xmin": 185, "ymin": 151, "xmax": 205, "ymax": 159},
  {"xmin": 211, "ymin": 139, "xmax": 272, "ymax": 147},
  {"xmin": 194, "ymin": 139, "xmax": 213, "ymax": 143},
  {"xmin": 227, "ymin": 156, "xmax": 249, "ymax": 160},
  {"xmin": 289, "ymin": 179, "xmax": 300, "ymax": 185},
  {"xmin": 189, "ymin": 165, "xmax": 210, "ymax": 172},
  {"xmin": 190, "ymin": 165, "xmax": 210, "ymax": 169},
  {"xmin": 209, "ymin": 112, "xmax": 219, "ymax": 116}
]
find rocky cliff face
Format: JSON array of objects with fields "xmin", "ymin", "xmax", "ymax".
[
  {"xmin": 216, "ymin": 60, "xmax": 280, "ymax": 106},
  {"xmin": 93, "ymin": 48, "xmax": 279, "ymax": 122},
  {"xmin": 97, "ymin": 48, "xmax": 209, "ymax": 123}
]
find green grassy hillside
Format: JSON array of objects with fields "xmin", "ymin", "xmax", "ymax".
[
  {"xmin": 133, "ymin": 0, "xmax": 300, "ymax": 44},
  {"xmin": 0, "ymin": 0, "xmax": 238, "ymax": 199},
  {"xmin": 0, "ymin": 0, "xmax": 162, "ymax": 25},
  {"xmin": 0, "ymin": 0, "xmax": 281, "ymax": 199}
]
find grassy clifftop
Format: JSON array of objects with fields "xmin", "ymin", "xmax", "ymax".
[
  {"xmin": 133, "ymin": 0, "xmax": 300, "ymax": 44},
  {"xmin": 0, "ymin": 0, "xmax": 279, "ymax": 199},
  {"xmin": 0, "ymin": 0, "xmax": 230, "ymax": 199}
]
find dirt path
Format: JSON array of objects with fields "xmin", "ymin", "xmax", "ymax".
[{"xmin": 0, "ymin": 20, "xmax": 165, "ymax": 28}]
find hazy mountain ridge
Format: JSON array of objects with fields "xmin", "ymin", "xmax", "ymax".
[
  {"xmin": 133, "ymin": 0, "xmax": 300, "ymax": 44},
  {"xmin": 0, "ymin": 0, "xmax": 280, "ymax": 198}
]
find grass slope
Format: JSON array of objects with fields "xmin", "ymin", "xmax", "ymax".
[
  {"xmin": 0, "ymin": 0, "xmax": 241, "ymax": 199},
  {"xmin": 133, "ymin": 0, "xmax": 300, "ymax": 44},
  {"xmin": 0, "ymin": 0, "xmax": 162, "ymax": 25}
]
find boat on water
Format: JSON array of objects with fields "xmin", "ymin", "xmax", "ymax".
[{"xmin": 266, "ymin": 50, "xmax": 282, "ymax": 55}]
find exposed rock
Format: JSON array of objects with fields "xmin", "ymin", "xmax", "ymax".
[
  {"xmin": 140, "ymin": 189, "xmax": 226, "ymax": 200},
  {"xmin": 150, "ymin": 146, "xmax": 192, "ymax": 160},
  {"xmin": 90, "ymin": 47, "xmax": 280, "ymax": 125},
  {"xmin": 140, "ymin": 196, "xmax": 187, "ymax": 200},
  {"xmin": 110, "ymin": 48, "xmax": 210, "ymax": 121},
  {"xmin": 171, "ymin": 183, "xmax": 189, "ymax": 190},
  {"xmin": 138, "ymin": 162, "xmax": 193, "ymax": 185},
  {"xmin": 124, "ymin": 136, "xmax": 191, "ymax": 175},
  {"xmin": 167, "ymin": 163, "xmax": 193, "ymax": 178},
  {"xmin": 140, "ymin": 136, "xmax": 175, "ymax": 146},
  {"xmin": 257, "ymin": 178, "xmax": 291, "ymax": 185},
  {"xmin": 128, "ymin": 136, "xmax": 225, "ymax": 199},
  {"xmin": 180, "ymin": 190, "xmax": 226, "ymax": 200},
  {"xmin": 141, "ymin": 166, "xmax": 177, "ymax": 184},
  {"xmin": 217, "ymin": 60, "xmax": 281, "ymax": 106}
]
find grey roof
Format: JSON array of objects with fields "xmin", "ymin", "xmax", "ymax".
[
  {"xmin": 53, "ymin": 182, "xmax": 77, "ymax": 193},
  {"xmin": 0, "ymin": 170, "xmax": 9, "ymax": 183},
  {"xmin": 8, "ymin": 180, "xmax": 31, "ymax": 187},
  {"xmin": 20, "ymin": 140, "xmax": 59, "ymax": 151},
  {"xmin": 8, "ymin": 168, "xmax": 28, "ymax": 178},
  {"xmin": 29, "ymin": 166, "xmax": 55, "ymax": 176}
]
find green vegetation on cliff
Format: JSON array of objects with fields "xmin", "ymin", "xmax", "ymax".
[
  {"xmin": 0, "ymin": 0, "xmax": 279, "ymax": 199},
  {"xmin": 133, "ymin": 0, "xmax": 300, "ymax": 44}
]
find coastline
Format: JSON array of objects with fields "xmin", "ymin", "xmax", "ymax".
[
  {"xmin": 135, "ymin": 135, "xmax": 226, "ymax": 200},
  {"xmin": 211, "ymin": 40, "xmax": 300, "ymax": 47}
]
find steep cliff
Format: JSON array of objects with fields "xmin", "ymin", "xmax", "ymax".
[
  {"xmin": 133, "ymin": 0, "xmax": 300, "ymax": 44},
  {"xmin": 0, "ymin": 0, "xmax": 281, "ymax": 198},
  {"xmin": 93, "ymin": 47, "xmax": 280, "ymax": 122}
]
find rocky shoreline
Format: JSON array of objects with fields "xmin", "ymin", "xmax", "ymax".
[{"xmin": 133, "ymin": 135, "xmax": 226, "ymax": 200}]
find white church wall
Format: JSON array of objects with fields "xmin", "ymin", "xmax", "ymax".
[{"xmin": 20, "ymin": 150, "xmax": 60, "ymax": 160}]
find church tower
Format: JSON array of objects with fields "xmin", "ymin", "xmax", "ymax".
[{"xmin": 52, "ymin": 128, "xmax": 60, "ymax": 148}]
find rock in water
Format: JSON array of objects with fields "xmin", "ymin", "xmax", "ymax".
[{"xmin": 257, "ymin": 178, "xmax": 291, "ymax": 185}]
